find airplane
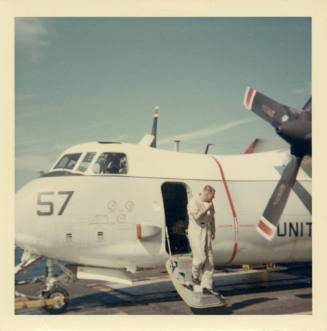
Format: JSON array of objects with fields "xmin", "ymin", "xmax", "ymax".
[{"xmin": 15, "ymin": 87, "xmax": 311, "ymax": 313}]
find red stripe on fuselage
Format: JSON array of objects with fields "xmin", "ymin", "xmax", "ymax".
[
  {"xmin": 211, "ymin": 156, "xmax": 239, "ymax": 265},
  {"xmin": 136, "ymin": 224, "xmax": 142, "ymax": 239}
]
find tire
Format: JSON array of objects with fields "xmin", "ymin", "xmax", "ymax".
[{"xmin": 42, "ymin": 286, "xmax": 69, "ymax": 314}]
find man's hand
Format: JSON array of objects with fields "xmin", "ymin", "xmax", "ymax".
[
  {"xmin": 204, "ymin": 202, "xmax": 213, "ymax": 214},
  {"xmin": 199, "ymin": 201, "xmax": 214, "ymax": 218},
  {"xmin": 211, "ymin": 232, "xmax": 215, "ymax": 240}
]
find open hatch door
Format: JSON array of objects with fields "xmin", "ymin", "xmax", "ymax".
[
  {"xmin": 166, "ymin": 255, "xmax": 226, "ymax": 308},
  {"xmin": 161, "ymin": 182, "xmax": 191, "ymax": 255}
]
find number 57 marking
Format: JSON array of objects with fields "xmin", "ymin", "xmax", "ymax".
[{"xmin": 37, "ymin": 191, "xmax": 74, "ymax": 216}]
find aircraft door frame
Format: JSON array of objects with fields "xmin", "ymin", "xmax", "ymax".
[{"xmin": 161, "ymin": 182, "xmax": 191, "ymax": 255}]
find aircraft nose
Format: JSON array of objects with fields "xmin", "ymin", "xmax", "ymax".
[{"xmin": 15, "ymin": 181, "xmax": 37, "ymax": 249}]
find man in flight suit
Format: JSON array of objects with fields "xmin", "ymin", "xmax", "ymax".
[{"xmin": 187, "ymin": 185, "xmax": 216, "ymax": 295}]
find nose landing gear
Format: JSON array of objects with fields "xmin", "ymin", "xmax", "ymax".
[
  {"xmin": 40, "ymin": 258, "xmax": 72, "ymax": 314},
  {"xmin": 15, "ymin": 251, "xmax": 75, "ymax": 314}
]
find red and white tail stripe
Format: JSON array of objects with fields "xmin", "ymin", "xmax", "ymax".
[
  {"xmin": 244, "ymin": 138, "xmax": 258, "ymax": 154},
  {"xmin": 244, "ymin": 87, "xmax": 256, "ymax": 110},
  {"xmin": 256, "ymin": 216, "xmax": 276, "ymax": 241},
  {"xmin": 154, "ymin": 106, "xmax": 159, "ymax": 117}
]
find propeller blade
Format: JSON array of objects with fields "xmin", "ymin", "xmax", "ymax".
[
  {"xmin": 301, "ymin": 155, "xmax": 312, "ymax": 178},
  {"xmin": 150, "ymin": 106, "xmax": 159, "ymax": 148},
  {"xmin": 302, "ymin": 96, "xmax": 312, "ymax": 113},
  {"xmin": 244, "ymin": 87, "xmax": 300, "ymax": 128},
  {"xmin": 256, "ymin": 155, "xmax": 302, "ymax": 240}
]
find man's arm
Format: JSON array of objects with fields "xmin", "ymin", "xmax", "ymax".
[
  {"xmin": 201, "ymin": 202, "xmax": 213, "ymax": 218},
  {"xmin": 211, "ymin": 215, "xmax": 216, "ymax": 240},
  {"xmin": 188, "ymin": 199, "xmax": 213, "ymax": 221},
  {"xmin": 210, "ymin": 204, "xmax": 216, "ymax": 239}
]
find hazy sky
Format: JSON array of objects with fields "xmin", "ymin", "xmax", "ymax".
[{"xmin": 15, "ymin": 17, "xmax": 311, "ymax": 190}]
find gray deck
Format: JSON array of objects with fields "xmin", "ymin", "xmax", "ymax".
[{"xmin": 15, "ymin": 262, "xmax": 312, "ymax": 315}]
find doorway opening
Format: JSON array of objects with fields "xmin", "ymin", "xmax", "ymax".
[{"xmin": 161, "ymin": 182, "xmax": 191, "ymax": 255}]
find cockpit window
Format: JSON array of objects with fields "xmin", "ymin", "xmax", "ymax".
[
  {"xmin": 54, "ymin": 153, "xmax": 82, "ymax": 170},
  {"xmin": 92, "ymin": 152, "xmax": 128, "ymax": 174},
  {"xmin": 77, "ymin": 152, "xmax": 96, "ymax": 172}
]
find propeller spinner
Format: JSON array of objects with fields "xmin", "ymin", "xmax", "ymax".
[{"xmin": 244, "ymin": 87, "xmax": 312, "ymax": 240}]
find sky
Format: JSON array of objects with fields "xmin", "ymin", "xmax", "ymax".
[{"xmin": 15, "ymin": 17, "xmax": 311, "ymax": 191}]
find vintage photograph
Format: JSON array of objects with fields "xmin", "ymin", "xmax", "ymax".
[{"xmin": 14, "ymin": 17, "xmax": 311, "ymax": 316}]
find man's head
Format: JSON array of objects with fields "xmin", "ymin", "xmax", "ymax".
[{"xmin": 201, "ymin": 185, "xmax": 216, "ymax": 202}]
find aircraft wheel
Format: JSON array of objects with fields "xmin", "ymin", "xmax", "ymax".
[{"xmin": 42, "ymin": 286, "xmax": 69, "ymax": 314}]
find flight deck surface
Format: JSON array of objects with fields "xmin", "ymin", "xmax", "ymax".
[{"xmin": 15, "ymin": 263, "xmax": 312, "ymax": 315}]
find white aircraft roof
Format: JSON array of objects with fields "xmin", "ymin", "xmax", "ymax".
[{"xmin": 48, "ymin": 141, "xmax": 310, "ymax": 181}]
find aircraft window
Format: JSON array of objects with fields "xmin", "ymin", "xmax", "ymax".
[
  {"xmin": 92, "ymin": 152, "xmax": 128, "ymax": 174},
  {"xmin": 77, "ymin": 152, "xmax": 96, "ymax": 172},
  {"xmin": 54, "ymin": 153, "xmax": 82, "ymax": 170}
]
